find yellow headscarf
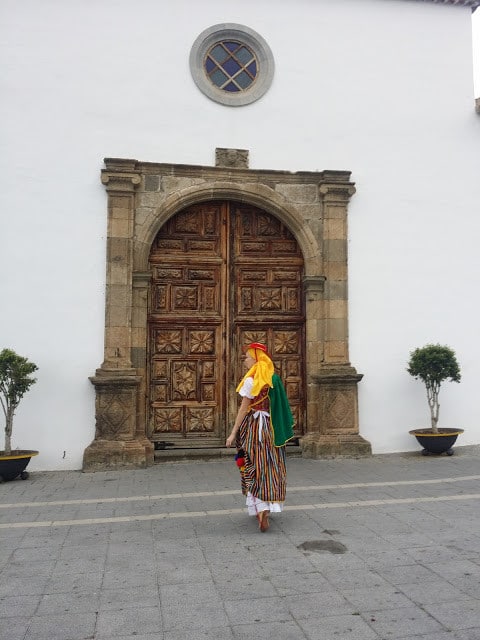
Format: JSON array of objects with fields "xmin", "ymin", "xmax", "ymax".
[{"xmin": 236, "ymin": 345, "xmax": 274, "ymax": 397}]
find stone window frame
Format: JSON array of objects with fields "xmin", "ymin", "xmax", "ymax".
[{"xmin": 189, "ymin": 23, "xmax": 275, "ymax": 106}]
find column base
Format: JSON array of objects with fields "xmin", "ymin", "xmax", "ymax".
[
  {"xmin": 300, "ymin": 433, "xmax": 372, "ymax": 459},
  {"xmin": 82, "ymin": 438, "xmax": 154, "ymax": 472}
]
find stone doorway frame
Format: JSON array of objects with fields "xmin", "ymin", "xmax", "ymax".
[{"xmin": 83, "ymin": 151, "xmax": 371, "ymax": 471}]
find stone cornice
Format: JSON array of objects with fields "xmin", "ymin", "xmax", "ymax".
[{"xmin": 103, "ymin": 157, "xmax": 352, "ymax": 186}]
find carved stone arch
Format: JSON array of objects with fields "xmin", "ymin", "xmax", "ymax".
[
  {"xmin": 83, "ymin": 154, "xmax": 371, "ymax": 471},
  {"xmin": 134, "ymin": 182, "xmax": 321, "ymax": 276}
]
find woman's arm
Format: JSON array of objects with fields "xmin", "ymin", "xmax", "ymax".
[{"xmin": 226, "ymin": 395, "xmax": 251, "ymax": 447}]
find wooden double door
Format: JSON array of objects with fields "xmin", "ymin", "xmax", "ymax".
[{"xmin": 147, "ymin": 200, "xmax": 305, "ymax": 446}]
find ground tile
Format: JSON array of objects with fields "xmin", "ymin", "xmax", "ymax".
[
  {"xmin": 0, "ymin": 594, "xmax": 41, "ymax": 618},
  {"xmin": 1, "ymin": 559, "xmax": 55, "ymax": 578},
  {"xmin": 36, "ymin": 591, "xmax": 100, "ymax": 615},
  {"xmin": 45, "ymin": 571, "xmax": 103, "ymax": 594},
  {"xmin": 395, "ymin": 633, "xmax": 462, "ymax": 640},
  {"xmin": 102, "ymin": 568, "xmax": 158, "ymax": 590},
  {"xmin": 287, "ymin": 591, "xmax": 354, "ymax": 618},
  {"xmin": 268, "ymin": 570, "xmax": 331, "ymax": 596},
  {"xmin": 165, "ymin": 627, "xmax": 234, "ymax": 640},
  {"xmin": 423, "ymin": 599, "xmax": 480, "ymax": 631},
  {"xmin": 0, "ymin": 575, "xmax": 49, "ymax": 597},
  {"xmin": 359, "ymin": 605, "xmax": 446, "ymax": 638},
  {"xmin": 343, "ymin": 585, "xmax": 415, "ymax": 611},
  {"xmin": 96, "ymin": 636, "xmax": 163, "ymax": 640},
  {"xmin": 321, "ymin": 567, "xmax": 391, "ymax": 590},
  {"xmin": 96, "ymin": 606, "xmax": 162, "ymax": 637},
  {"xmin": 397, "ymin": 579, "xmax": 469, "ymax": 605},
  {"xmin": 232, "ymin": 621, "xmax": 308, "ymax": 640},
  {"xmin": 156, "ymin": 564, "xmax": 212, "ymax": 585},
  {"xmin": 51, "ymin": 557, "xmax": 105, "ymax": 576},
  {"xmin": 161, "ymin": 600, "xmax": 229, "ymax": 632},
  {"xmin": 0, "ymin": 616, "xmax": 30, "ymax": 640},
  {"xmin": 376, "ymin": 562, "xmax": 441, "ymax": 585},
  {"xmin": 224, "ymin": 596, "xmax": 293, "ymax": 625},
  {"xmin": 99, "ymin": 586, "xmax": 160, "ymax": 611},
  {"xmin": 453, "ymin": 629, "xmax": 480, "ymax": 640},
  {"xmin": 213, "ymin": 576, "xmax": 277, "ymax": 600},
  {"xmin": 24, "ymin": 612, "xmax": 97, "ymax": 640},
  {"xmin": 298, "ymin": 613, "xmax": 379, "ymax": 640},
  {"xmin": 353, "ymin": 548, "xmax": 417, "ymax": 569}
]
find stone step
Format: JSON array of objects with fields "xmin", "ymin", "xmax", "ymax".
[{"xmin": 154, "ymin": 444, "xmax": 302, "ymax": 462}]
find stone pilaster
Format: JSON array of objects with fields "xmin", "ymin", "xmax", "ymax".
[
  {"xmin": 100, "ymin": 158, "xmax": 140, "ymax": 372},
  {"xmin": 83, "ymin": 159, "xmax": 153, "ymax": 471},
  {"xmin": 301, "ymin": 180, "xmax": 371, "ymax": 458},
  {"xmin": 319, "ymin": 181, "xmax": 355, "ymax": 365}
]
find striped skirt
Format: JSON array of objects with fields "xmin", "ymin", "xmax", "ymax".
[{"xmin": 237, "ymin": 409, "xmax": 287, "ymax": 506}]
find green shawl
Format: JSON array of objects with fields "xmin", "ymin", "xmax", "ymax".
[{"xmin": 268, "ymin": 373, "xmax": 295, "ymax": 447}]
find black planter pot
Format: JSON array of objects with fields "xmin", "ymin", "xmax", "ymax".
[
  {"xmin": 409, "ymin": 429, "xmax": 464, "ymax": 456},
  {"xmin": 0, "ymin": 450, "xmax": 39, "ymax": 481}
]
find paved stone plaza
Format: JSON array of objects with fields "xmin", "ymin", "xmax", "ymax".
[{"xmin": 1, "ymin": 447, "xmax": 480, "ymax": 640}]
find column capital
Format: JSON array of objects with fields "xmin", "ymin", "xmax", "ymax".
[
  {"xmin": 303, "ymin": 275, "xmax": 326, "ymax": 301},
  {"xmin": 101, "ymin": 171, "xmax": 141, "ymax": 194},
  {"xmin": 319, "ymin": 182, "xmax": 356, "ymax": 204},
  {"xmin": 133, "ymin": 271, "xmax": 153, "ymax": 288}
]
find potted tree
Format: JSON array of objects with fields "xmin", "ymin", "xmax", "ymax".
[
  {"xmin": 0, "ymin": 348, "xmax": 39, "ymax": 481},
  {"xmin": 407, "ymin": 343, "xmax": 463, "ymax": 456}
]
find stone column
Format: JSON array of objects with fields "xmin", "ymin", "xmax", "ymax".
[
  {"xmin": 83, "ymin": 159, "xmax": 154, "ymax": 470},
  {"xmin": 301, "ymin": 181, "xmax": 371, "ymax": 458},
  {"xmin": 303, "ymin": 275, "xmax": 326, "ymax": 431}
]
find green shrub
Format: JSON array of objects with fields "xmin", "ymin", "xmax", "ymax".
[
  {"xmin": 407, "ymin": 344, "xmax": 460, "ymax": 433},
  {"xmin": 0, "ymin": 349, "xmax": 38, "ymax": 455}
]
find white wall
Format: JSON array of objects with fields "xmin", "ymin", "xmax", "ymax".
[{"xmin": 1, "ymin": 0, "xmax": 479, "ymax": 469}]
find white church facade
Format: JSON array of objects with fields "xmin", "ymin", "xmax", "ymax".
[{"xmin": 1, "ymin": 0, "xmax": 479, "ymax": 471}]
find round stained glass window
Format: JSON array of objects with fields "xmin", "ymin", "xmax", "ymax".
[
  {"xmin": 190, "ymin": 24, "xmax": 274, "ymax": 106},
  {"xmin": 205, "ymin": 41, "xmax": 258, "ymax": 92}
]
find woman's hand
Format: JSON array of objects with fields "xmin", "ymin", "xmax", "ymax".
[{"xmin": 226, "ymin": 433, "xmax": 236, "ymax": 448}]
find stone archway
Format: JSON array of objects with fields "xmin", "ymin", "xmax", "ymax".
[
  {"xmin": 147, "ymin": 199, "xmax": 306, "ymax": 447},
  {"xmin": 83, "ymin": 150, "xmax": 371, "ymax": 470}
]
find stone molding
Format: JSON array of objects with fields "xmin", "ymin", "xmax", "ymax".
[{"xmin": 84, "ymin": 154, "xmax": 371, "ymax": 469}]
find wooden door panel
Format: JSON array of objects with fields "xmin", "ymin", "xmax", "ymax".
[
  {"xmin": 148, "ymin": 201, "xmax": 226, "ymax": 443},
  {"xmin": 233, "ymin": 205, "xmax": 302, "ymax": 258},
  {"xmin": 235, "ymin": 326, "xmax": 305, "ymax": 438},
  {"xmin": 148, "ymin": 200, "xmax": 305, "ymax": 444},
  {"xmin": 149, "ymin": 323, "xmax": 223, "ymax": 439},
  {"xmin": 151, "ymin": 265, "xmax": 222, "ymax": 315},
  {"xmin": 153, "ymin": 205, "xmax": 222, "ymax": 255},
  {"xmin": 237, "ymin": 266, "xmax": 302, "ymax": 317}
]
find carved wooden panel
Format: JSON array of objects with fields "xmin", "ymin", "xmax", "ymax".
[
  {"xmin": 148, "ymin": 200, "xmax": 305, "ymax": 442},
  {"xmin": 236, "ymin": 325, "xmax": 305, "ymax": 438},
  {"xmin": 149, "ymin": 324, "xmax": 222, "ymax": 438}
]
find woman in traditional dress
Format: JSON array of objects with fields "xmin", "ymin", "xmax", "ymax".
[{"xmin": 226, "ymin": 342, "xmax": 294, "ymax": 532}]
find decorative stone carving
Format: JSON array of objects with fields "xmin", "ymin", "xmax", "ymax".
[
  {"xmin": 302, "ymin": 366, "xmax": 371, "ymax": 457},
  {"xmin": 215, "ymin": 147, "xmax": 249, "ymax": 169},
  {"xmin": 83, "ymin": 373, "xmax": 154, "ymax": 471},
  {"xmin": 86, "ymin": 155, "xmax": 372, "ymax": 470}
]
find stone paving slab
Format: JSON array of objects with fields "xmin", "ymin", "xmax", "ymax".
[{"xmin": 0, "ymin": 446, "xmax": 480, "ymax": 639}]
